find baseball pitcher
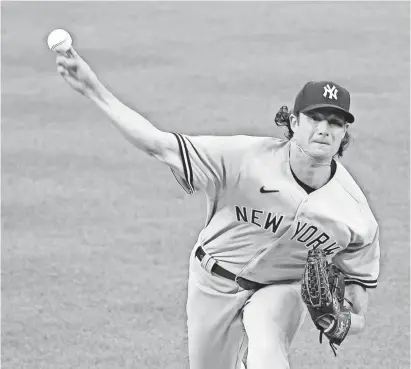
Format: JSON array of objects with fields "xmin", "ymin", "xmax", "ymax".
[{"xmin": 54, "ymin": 48, "xmax": 380, "ymax": 369}]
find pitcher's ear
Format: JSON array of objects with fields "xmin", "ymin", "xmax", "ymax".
[{"xmin": 290, "ymin": 113, "xmax": 299, "ymax": 133}]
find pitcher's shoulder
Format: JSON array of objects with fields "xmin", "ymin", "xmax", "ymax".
[
  {"xmin": 334, "ymin": 162, "xmax": 370, "ymax": 205},
  {"xmin": 236, "ymin": 135, "xmax": 289, "ymax": 152}
]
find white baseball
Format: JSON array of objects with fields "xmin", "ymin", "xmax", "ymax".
[{"xmin": 47, "ymin": 29, "xmax": 72, "ymax": 53}]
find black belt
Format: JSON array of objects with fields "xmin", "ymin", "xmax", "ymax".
[{"xmin": 195, "ymin": 246, "xmax": 267, "ymax": 290}]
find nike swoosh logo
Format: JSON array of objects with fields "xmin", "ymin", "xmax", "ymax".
[{"xmin": 260, "ymin": 187, "xmax": 279, "ymax": 194}]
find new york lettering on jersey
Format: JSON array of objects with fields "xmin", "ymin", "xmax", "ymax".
[{"xmin": 171, "ymin": 133, "xmax": 379, "ymax": 289}]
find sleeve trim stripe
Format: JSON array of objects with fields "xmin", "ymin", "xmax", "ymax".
[
  {"xmin": 346, "ymin": 281, "xmax": 377, "ymax": 289},
  {"xmin": 178, "ymin": 134, "xmax": 194, "ymax": 190},
  {"xmin": 172, "ymin": 133, "xmax": 194, "ymax": 193},
  {"xmin": 345, "ymin": 277, "xmax": 378, "ymax": 284},
  {"xmin": 172, "ymin": 133, "xmax": 188, "ymax": 180},
  {"xmin": 345, "ymin": 278, "xmax": 378, "ymax": 287}
]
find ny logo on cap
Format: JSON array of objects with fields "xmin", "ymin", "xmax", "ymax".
[{"xmin": 323, "ymin": 84, "xmax": 338, "ymax": 100}]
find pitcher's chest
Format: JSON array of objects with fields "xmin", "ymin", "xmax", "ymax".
[
  {"xmin": 230, "ymin": 156, "xmax": 306, "ymax": 214},
  {"xmin": 225, "ymin": 157, "xmax": 358, "ymax": 250}
]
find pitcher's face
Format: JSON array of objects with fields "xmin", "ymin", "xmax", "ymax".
[{"xmin": 291, "ymin": 109, "xmax": 348, "ymax": 160}]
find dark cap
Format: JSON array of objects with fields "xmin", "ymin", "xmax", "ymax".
[{"xmin": 293, "ymin": 81, "xmax": 355, "ymax": 123}]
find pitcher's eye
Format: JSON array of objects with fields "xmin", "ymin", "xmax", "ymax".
[
  {"xmin": 305, "ymin": 112, "xmax": 323, "ymax": 121},
  {"xmin": 329, "ymin": 119, "xmax": 345, "ymax": 127}
]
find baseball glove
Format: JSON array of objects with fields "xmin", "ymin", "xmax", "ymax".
[{"xmin": 301, "ymin": 248, "xmax": 352, "ymax": 356}]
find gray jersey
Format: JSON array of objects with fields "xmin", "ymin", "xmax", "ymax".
[{"xmin": 171, "ymin": 134, "xmax": 380, "ymax": 288}]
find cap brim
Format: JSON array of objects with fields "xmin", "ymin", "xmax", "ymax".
[{"xmin": 300, "ymin": 104, "xmax": 355, "ymax": 123}]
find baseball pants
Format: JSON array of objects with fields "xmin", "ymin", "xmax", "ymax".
[{"xmin": 186, "ymin": 247, "xmax": 307, "ymax": 369}]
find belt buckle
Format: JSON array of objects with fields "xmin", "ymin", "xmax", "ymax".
[{"xmin": 234, "ymin": 275, "xmax": 243, "ymax": 288}]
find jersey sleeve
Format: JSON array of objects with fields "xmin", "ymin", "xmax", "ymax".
[
  {"xmin": 333, "ymin": 222, "xmax": 380, "ymax": 289},
  {"xmin": 170, "ymin": 133, "xmax": 255, "ymax": 195}
]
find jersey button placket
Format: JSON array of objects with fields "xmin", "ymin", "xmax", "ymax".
[{"xmin": 296, "ymin": 198, "xmax": 308, "ymax": 221}]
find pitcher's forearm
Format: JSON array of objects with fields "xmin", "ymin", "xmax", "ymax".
[
  {"xmin": 344, "ymin": 283, "xmax": 368, "ymax": 335},
  {"xmin": 89, "ymin": 83, "xmax": 165, "ymax": 156}
]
